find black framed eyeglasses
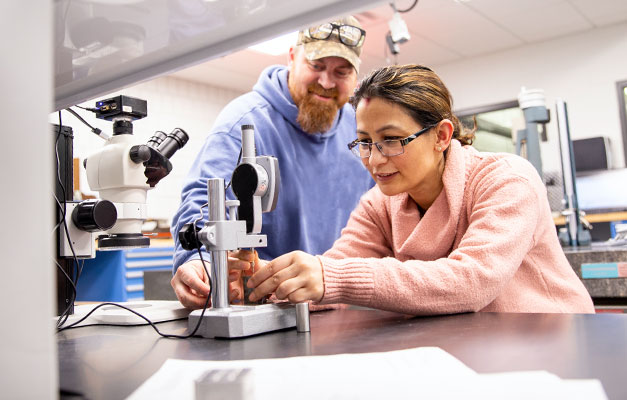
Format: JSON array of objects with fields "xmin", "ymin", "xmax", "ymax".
[
  {"xmin": 308, "ymin": 23, "xmax": 366, "ymax": 47},
  {"xmin": 347, "ymin": 124, "xmax": 436, "ymax": 158}
]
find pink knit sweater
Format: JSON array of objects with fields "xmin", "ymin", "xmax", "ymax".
[{"xmin": 318, "ymin": 140, "xmax": 594, "ymax": 315}]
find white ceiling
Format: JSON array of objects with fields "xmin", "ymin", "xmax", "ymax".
[{"xmin": 170, "ymin": 0, "xmax": 627, "ymax": 92}]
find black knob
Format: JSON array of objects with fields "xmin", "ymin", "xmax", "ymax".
[
  {"xmin": 72, "ymin": 200, "xmax": 117, "ymax": 232},
  {"xmin": 179, "ymin": 223, "xmax": 200, "ymax": 250},
  {"xmin": 129, "ymin": 145, "xmax": 151, "ymax": 163}
]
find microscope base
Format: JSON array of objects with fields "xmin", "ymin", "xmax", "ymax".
[{"xmin": 188, "ymin": 303, "xmax": 296, "ymax": 339}]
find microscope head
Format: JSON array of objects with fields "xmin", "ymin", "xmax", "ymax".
[{"xmin": 83, "ymin": 95, "xmax": 188, "ymax": 250}]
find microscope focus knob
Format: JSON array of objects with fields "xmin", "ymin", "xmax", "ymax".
[
  {"xmin": 72, "ymin": 200, "xmax": 117, "ymax": 232},
  {"xmin": 129, "ymin": 145, "xmax": 151, "ymax": 164}
]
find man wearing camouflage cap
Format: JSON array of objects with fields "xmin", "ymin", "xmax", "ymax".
[{"xmin": 171, "ymin": 16, "xmax": 373, "ymax": 309}]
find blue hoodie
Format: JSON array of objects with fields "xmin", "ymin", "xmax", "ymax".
[{"xmin": 171, "ymin": 65, "xmax": 373, "ymax": 271}]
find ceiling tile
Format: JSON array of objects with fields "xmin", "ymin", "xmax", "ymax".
[
  {"xmin": 467, "ymin": 0, "xmax": 593, "ymax": 42},
  {"xmin": 167, "ymin": 0, "xmax": 627, "ymax": 91},
  {"xmin": 172, "ymin": 50, "xmax": 283, "ymax": 91},
  {"xmin": 359, "ymin": 20, "xmax": 463, "ymax": 70},
  {"xmin": 400, "ymin": 1, "xmax": 524, "ymax": 57},
  {"xmin": 464, "ymin": 0, "xmax": 564, "ymax": 22},
  {"xmin": 394, "ymin": 34, "xmax": 465, "ymax": 66},
  {"xmin": 569, "ymin": 0, "xmax": 627, "ymax": 26},
  {"xmin": 173, "ymin": 63, "xmax": 255, "ymax": 92}
]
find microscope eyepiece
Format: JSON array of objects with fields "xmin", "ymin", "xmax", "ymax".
[
  {"xmin": 156, "ymin": 128, "xmax": 189, "ymax": 159},
  {"xmin": 147, "ymin": 131, "xmax": 167, "ymax": 149},
  {"xmin": 141, "ymin": 128, "xmax": 189, "ymax": 187}
]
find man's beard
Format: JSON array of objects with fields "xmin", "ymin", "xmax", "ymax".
[{"xmin": 290, "ymin": 82, "xmax": 346, "ymax": 134}]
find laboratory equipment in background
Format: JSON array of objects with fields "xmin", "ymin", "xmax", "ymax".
[
  {"xmin": 180, "ymin": 125, "xmax": 310, "ymax": 338},
  {"xmin": 515, "ymin": 88, "xmax": 591, "ymax": 246},
  {"xmin": 516, "ymin": 87, "xmax": 550, "ymax": 178},
  {"xmin": 555, "ymin": 99, "xmax": 591, "ymax": 246},
  {"xmin": 572, "ymin": 136, "xmax": 612, "ymax": 173},
  {"xmin": 386, "ymin": 11, "xmax": 410, "ymax": 56},
  {"xmin": 57, "ymin": 95, "xmax": 188, "ymax": 315},
  {"xmin": 385, "ymin": 1, "xmax": 415, "ymax": 60}
]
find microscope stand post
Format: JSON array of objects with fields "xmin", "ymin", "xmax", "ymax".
[{"xmin": 188, "ymin": 177, "xmax": 300, "ymax": 338}]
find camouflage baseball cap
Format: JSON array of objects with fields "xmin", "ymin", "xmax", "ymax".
[{"xmin": 296, "ymin": 16, "xmax": 365, "ymax": 73}]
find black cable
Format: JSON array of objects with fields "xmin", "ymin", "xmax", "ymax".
[
  {"xmin": 54, "ymin": 259, "xmax": 73, "ymax": 288},
  {"xmin": 74, "ymin": 104, "xmax": 99, "ymax": 112},
  {"xmin": 55, "ymin": 318, "xmax": 188, "ymax": 331},
  {"xmin": 54, "ymin": 258, "xmax": 76, "ymax": 294},
  {"xmin": 65, "ymin": 107, "xmax": 103, "ymax": 137},
  {"xmin": 54, "ymin": 115, "xmax": 71, "ymax": 323},
  {"xmin": 390, "ymin": 0, "xmax": 418, "ymax": 13},
  {"xmin": 53, "ymin": 217, "xmax": 65, "ymax": 232},
  {"xmin": 225, "ymin": 149, "xmax": 242, "ymax": 191},
  {"xmin": 54, "ymin": 112, "xmax": 81, "ymax": 329},
  {"xmin": 57, "ymin": 244, "xmax": 213, "ymax": 338},
  {"xmin": 55, "ymin": 212, "xmax": 77, "ymax": 330}
]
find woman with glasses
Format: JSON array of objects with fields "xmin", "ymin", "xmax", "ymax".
[{"xmin": 236, "ymin": 64, "xmax": 594, "ymax": 315}]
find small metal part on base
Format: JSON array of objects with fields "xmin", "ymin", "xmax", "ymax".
[
  {"xmin": 295, "ymin": 302, "xmax": 310, "ymax": 332},
  {"xmin": 242, "ymin": 275, "xmax": 265, "ymax": 305},
  {"xmin": 188, "ymin": 303, "xmax": 296, "ymax": 339}
]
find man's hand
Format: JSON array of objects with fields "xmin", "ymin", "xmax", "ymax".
[
  {"xmin": 172, "ymin": 258, "xmax": 250, "ymax": 308},
  {"xmin": 171, "ymin": 260, "xmax": 212, "ymax": 309},
  {"xmin": 245, "ymin": 251, "xmax": 324, "ymax": 304}
]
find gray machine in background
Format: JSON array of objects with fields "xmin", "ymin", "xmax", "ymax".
[
  {"xmin": 515, "ymin": 88, "xmax": 591, "ymax": 246},
  {"xmin": 516, "ymin": 87, "xmax": 550, "ymax": 178},
  {"xmin": 555, "ymin": 99, "xmax": 591, "ymax": 246},
  {"xmin": 181, "ymin": 125, "xmax": 309, "ymax": 339}
]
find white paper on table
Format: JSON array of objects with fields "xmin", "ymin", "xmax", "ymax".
[
  {"xmin": 127, "ymin": 347, "xmax": 607, "ymax": 400},
  {"xmin": 470, "ymin": 371, "xmax": 608, "ymax": 400}
]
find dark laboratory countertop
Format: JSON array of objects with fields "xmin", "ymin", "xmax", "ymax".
[{"xmin": 57, "ymin": 309, "xmax": 627, "ymax": 400}]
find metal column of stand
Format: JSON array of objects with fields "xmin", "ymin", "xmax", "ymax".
[
  {"xmin": 208, "ymin": 178, "xmax": 229, "ymax": 310},
  {"xmin": 188, "ymin": 178, "xmax": 299, "ymax": 339}
]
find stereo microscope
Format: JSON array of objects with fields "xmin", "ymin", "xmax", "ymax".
[
  {"xmin": 59, "ymin": 95, "xmax": 189, "ymax": 258},
  {"xmin": 179, "ymin": 124, "xmax": 310, "ymax": 338}
]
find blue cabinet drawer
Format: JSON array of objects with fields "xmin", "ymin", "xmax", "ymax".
[{"xmin": 76, "ymin": 245, "xmax": 174, "ymax": 302}]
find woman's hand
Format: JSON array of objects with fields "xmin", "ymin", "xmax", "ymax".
[
  {"xmin": 227, "ymin": 249, "xmax": 266, "ymax": 303},
  {"xmin": 246, "ymin": 251, "xmax": 324, "ymax": 303}
]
